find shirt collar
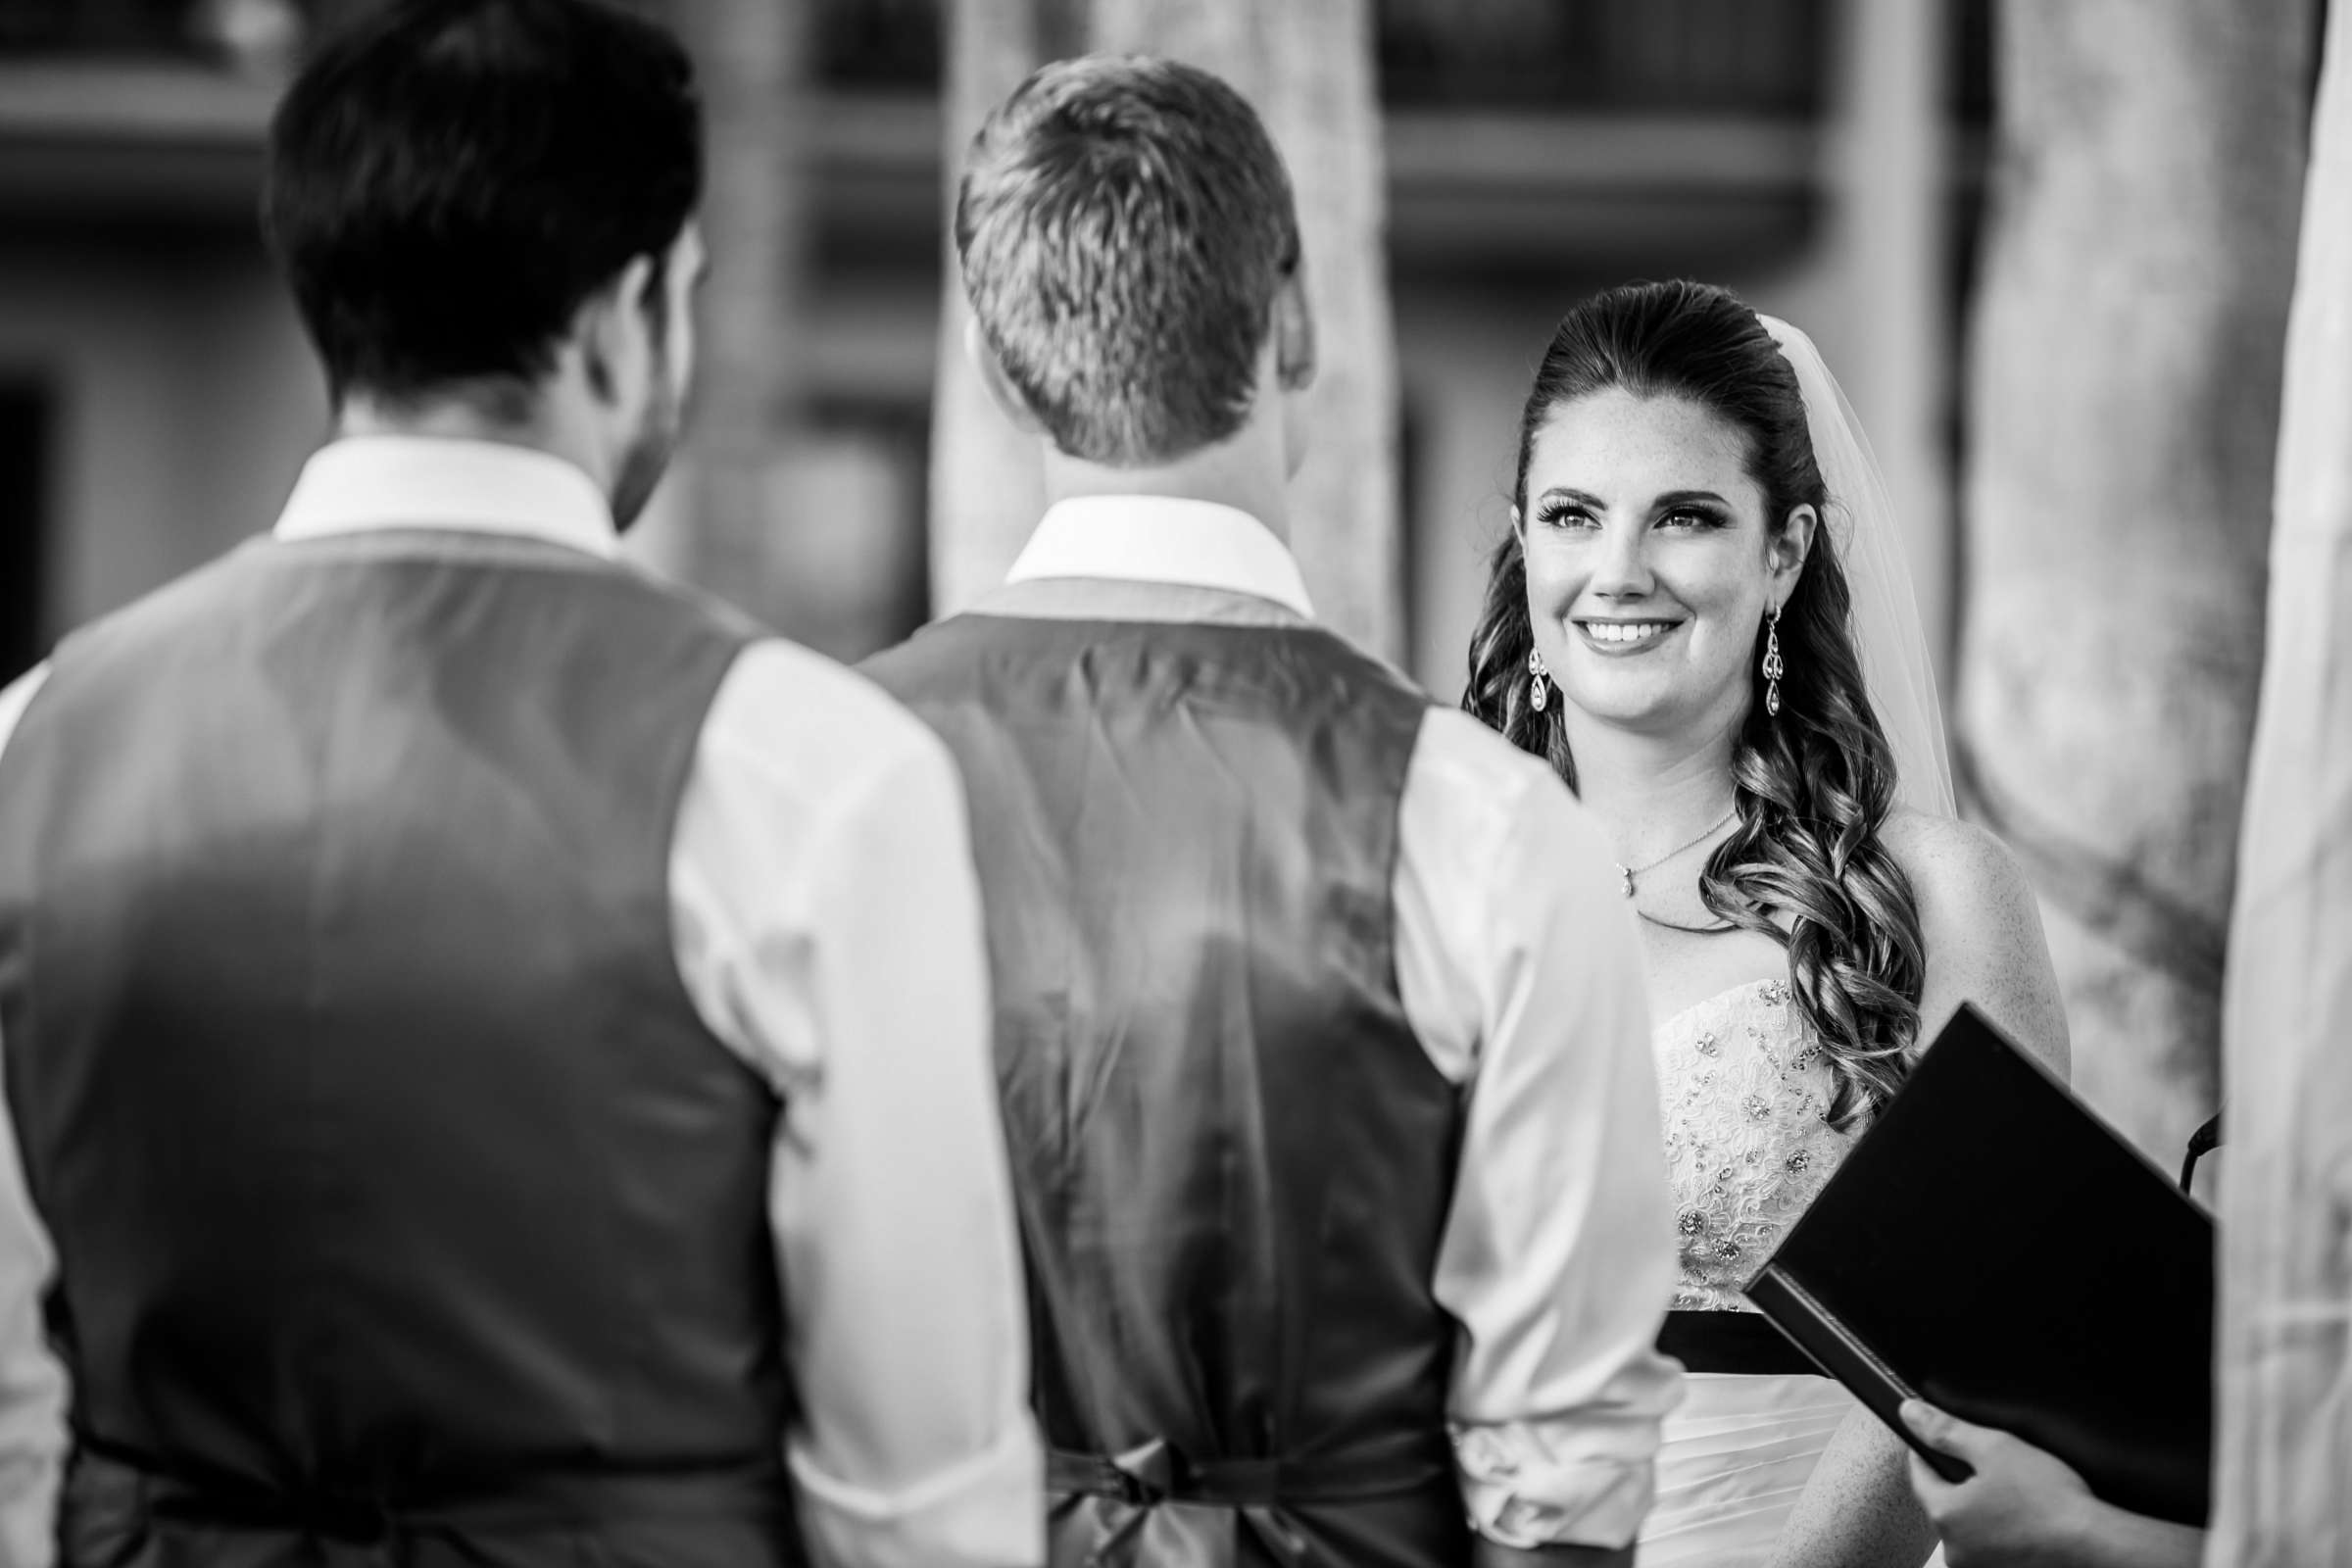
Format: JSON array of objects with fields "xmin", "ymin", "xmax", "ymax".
[
  {"xmin": 272, "ymin": 435, "xmax": 620, "ymax": 560},
  {"xmin": 1004, "ymin": 495, "xmax": 1315, "ymax": 617}
]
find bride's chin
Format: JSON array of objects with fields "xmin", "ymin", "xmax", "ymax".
[
  {"xmin": 1561, "ymin": 674, "xmax": 1680, "ymax": 725},
  {"xmin": 1565, "ymin": 702, "xmax": 1670, "ymax": 738}
]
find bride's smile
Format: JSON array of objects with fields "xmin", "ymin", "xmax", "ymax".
[{"xmin": 1575, "ymin": 616, "xmax": 1683, "ymax": 651}]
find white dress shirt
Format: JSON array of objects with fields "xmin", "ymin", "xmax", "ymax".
[
  {"xmin": 0, "ymin": 436, "xmax": 1044, "ymax": 1568},
  {"xmin": 990, "ymin": 496, "xmax": 1684, "ymax": 1549}
]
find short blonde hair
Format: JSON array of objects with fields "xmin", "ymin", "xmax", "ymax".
[{"xmin": 954, "ymin": 55, "xmax": 1299, "ymax": 466}]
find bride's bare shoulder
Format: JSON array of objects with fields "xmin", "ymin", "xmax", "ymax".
[
  {"xmin": 1877, "ymin": 808, "xmax": 2030, "ymax": 905},
  {"xmin": 1875, "ymin": 808, "xmax": 2071, "ymax": 1073}
]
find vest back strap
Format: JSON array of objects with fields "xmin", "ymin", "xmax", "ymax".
[{"xmin": 71, "ymin": 1446, "xmax": 793, "ymax": 1545}]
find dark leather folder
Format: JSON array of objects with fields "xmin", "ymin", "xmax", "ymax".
[{"xmin": 1741, "ymin": 1002, "xmax": 2215, "ymax": 1526}]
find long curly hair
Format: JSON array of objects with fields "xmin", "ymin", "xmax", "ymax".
[{"xmin": 1463, "ymin": 279, "xmax": 1924, "ymax": 1129}]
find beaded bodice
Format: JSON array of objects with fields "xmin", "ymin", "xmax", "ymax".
[{"xmin": 1652, "ymin": 975, "xmax": 1862, "ymax": 1311}]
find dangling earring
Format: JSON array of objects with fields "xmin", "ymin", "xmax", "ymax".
[
  {"xmin": 1528, "ymin": 646, "xmax": 1551, "ymax": 713},
  {"xmin": 1762, "ymin": 606, "xmax": 1785, "ymax": 717}
]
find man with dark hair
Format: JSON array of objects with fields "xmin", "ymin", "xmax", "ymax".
[
  {"xmin": 0, "ymin": 3, "xmax": 1039, "ymax": 1565},
  {"xmin": 863, "ymin": 56, "xmax": 1678, "ymax": 1568}
]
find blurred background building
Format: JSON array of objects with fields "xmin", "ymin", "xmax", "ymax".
[
  {"xmin": 6, "ymin": 0, "xmax": 2307, "ymax": 1186},
  {"xmin": 0, "ymin": 0, "xmax": 1984, "ymax": 696}
]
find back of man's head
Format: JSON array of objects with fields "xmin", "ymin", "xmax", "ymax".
[
  {"xmin": 264, "ymin": 0, "xmax": 702, "ymax": 410},
  {"xmin": 956, "ymin": 55, "xmax": 1300, "ymax": 468}
]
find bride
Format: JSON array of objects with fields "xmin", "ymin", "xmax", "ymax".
[{"xmin": 1461, "ymin": 279, "xmax": 2070, "ymax": 1566}]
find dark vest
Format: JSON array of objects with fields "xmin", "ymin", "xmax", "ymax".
[
  {"xmin": 0, "ymin": 531, "xmax": 802, "ymax": 1568},
  {"xmin": 863, "ymin": 612, "xmax": 1471, "ymax": 1568}
]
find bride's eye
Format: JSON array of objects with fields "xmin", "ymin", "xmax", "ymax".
[
  {"xmin": 1657, "ymin": 508, "xmax": 1726, "ymax": 531},
  {"xmin": 1534, "ymin": 502, "xmax": 1596, "ymax": 530}
]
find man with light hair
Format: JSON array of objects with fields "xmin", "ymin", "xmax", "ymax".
[{"xmin": 867, "ymin": 54, "xmax": 1679, "ymax": 1568}]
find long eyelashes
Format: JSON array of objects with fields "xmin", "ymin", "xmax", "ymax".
[{"xmin": 1530, "ymin": 504, "xmax": 1729, "ymax": 532}]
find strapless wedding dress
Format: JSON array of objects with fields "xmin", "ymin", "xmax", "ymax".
[{"xmin": 1637, "ymin": 976, "xmax": 1940, "ymax": 1566}]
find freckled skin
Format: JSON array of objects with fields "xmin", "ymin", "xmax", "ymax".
[
  {"xmin": 1881, "ymin": 808, "xmax": 2071, "ymax": 1081},
  {"xmin": 1517, "ymin": 389, "xmax": 1798, "ymax": 746}
]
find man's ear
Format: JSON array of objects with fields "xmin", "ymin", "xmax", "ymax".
[
  {"xmin": 577, "ymin": 253, "xmax": 658, "ymax": 407},
  {"xmin": 1273, "ymin": 270, "xmax": 1315, "ymax": 393},
  {"xmin": 964, "ymin": 314, "xmax": 1046, "ymax": 435}
]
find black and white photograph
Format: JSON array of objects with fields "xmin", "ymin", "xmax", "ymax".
[{"xmin": 0, "ymin": 2, "xmax": 2339, "ymax": 1565}]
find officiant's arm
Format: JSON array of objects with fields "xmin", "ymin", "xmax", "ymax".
[
  {"xmin": 671, "ymin": 649, "xmax": 1043, "ymax": 1568},
  {"xmin": 1764, "ymin": 814, "xmax": 2071, "ymax": 1568},
  {"xmin": 0, "ymin": 664, "xmax": 68, "ymax": 1568}
]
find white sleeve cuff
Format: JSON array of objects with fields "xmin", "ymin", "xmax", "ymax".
[
  {"xmin": 1452, "ymin": 1416, "xmax": 1663, "ymax": 1550},
  {"xmin": 788, "ymin": 1414, "xmax": 1045, "ymax": 1568}
]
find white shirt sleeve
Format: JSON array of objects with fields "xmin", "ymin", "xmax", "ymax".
[
  {"xmin": 0, "ymin": 662, "xmax": 68, "ymax": 1568},
  {"xmin": 1394, "ymin": 709, "xmax": 1683, "ymax": 1550},
  {"xmin": 669, "ymin": 641, "xmax": 1042, "ymax": 1568}
]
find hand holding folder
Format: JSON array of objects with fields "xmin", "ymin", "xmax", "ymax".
[{"xmin": 1740, "ymin": 1003, "xmax": 2216, "ymax": 1528}]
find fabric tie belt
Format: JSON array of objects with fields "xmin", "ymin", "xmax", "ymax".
[
  {"xmin": 69, "ymin": 1444, "xmax": 793, "ymax": 1546},
  {"xmin": 1046, "ymin": 1431, "xmax": 1454, "ymax": 1508},
  {"xmin": 1657, "ymin": 1308, "xmax": 1821, "ymax": 1377}
]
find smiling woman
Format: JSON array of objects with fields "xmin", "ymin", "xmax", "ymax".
[
  {"xmin": 1518, "ymin": 388, "xmax": 1814, "ymax": 744},
  {"xmin": 1463, "ymin": 281, "xmax": 1924, "ymax": 1132},
  {"xmin": 1459, "ymin": 278, "xmax": 2069, "ymax": 1568}
]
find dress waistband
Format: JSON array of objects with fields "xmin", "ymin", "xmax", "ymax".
[
  {"xmin": 68, "ymin": 1443, "xmax": 793, "ymax": 1545},
  {"xmin": 1657, "ymin": 1309, "xmax": 1822, "ymax": 1376},
  {"xmin": 1046, "ymin": 1429, "xmax": 1454, "ymax": 1507}
]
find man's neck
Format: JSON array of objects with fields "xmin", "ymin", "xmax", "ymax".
[
  {"xmin": 335, "ymin": 387, "xmax": 607, "ymax": 491},
  {"xmin": 1038, "ymin": 428, "xmax": 1292, "ymax": 542}
]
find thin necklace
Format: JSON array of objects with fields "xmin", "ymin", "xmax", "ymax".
[
  {"xmin": 1615, "ymin": 807, "xmax": 1738, "ymax": 899},
  {"xmin": 1639, "ymin": 906, "xmax": 1740, "ymax": 935}
]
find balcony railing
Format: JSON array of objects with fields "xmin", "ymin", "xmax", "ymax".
[
  {"xmin": 0, "ymin": 0, "xmax": 298, "ymax": 71},
  {"xmin": 0, "ymin": 0, "xmax": 1837, "ymax": 118}
]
